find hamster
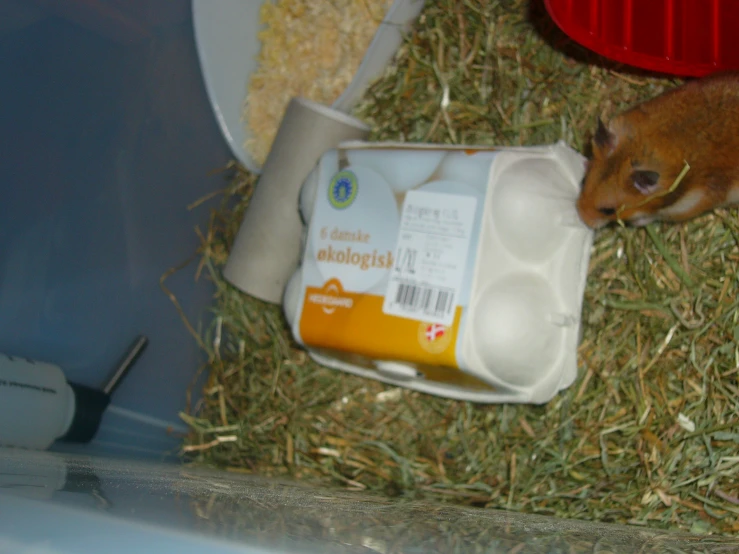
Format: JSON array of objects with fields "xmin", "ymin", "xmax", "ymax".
[{"xmin": 576, "ymin": 71, "xmax": 739, "ymax": 229}]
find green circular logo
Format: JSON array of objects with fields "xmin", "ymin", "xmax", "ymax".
[{"xmin": 328, "ymin": 170, "xmax": 358, "ymax": 209}]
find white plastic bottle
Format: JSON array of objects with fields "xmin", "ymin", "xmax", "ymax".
[
  {"xmin": 0, "ymin": 354, "xmax": 76, "ymax": 450},
  {"xmin": 0, "ymin": 336, "xmax": 148, "ymax": 450}
]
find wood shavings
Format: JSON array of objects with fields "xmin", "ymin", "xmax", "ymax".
[{"xmin": 243, "ymin": 0, "xmax": 393, "ymax": 166}]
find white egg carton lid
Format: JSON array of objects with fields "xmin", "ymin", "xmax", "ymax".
[{"xmin": 286, "ymin": 140, "xmax": 594, "ymax": 404}]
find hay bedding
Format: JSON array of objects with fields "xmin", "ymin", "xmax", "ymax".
[{"xmin": 177, "ymin": 0, "xmax": 739, "ymax": 537}]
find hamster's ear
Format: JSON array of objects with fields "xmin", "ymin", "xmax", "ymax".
[
  {"xmin": 593, "ymin": 117, "xmax": 616, "ymax": 155},
  {"xmin": 631, "ymin": 170, "xmax": 661, "ymax": 195}
]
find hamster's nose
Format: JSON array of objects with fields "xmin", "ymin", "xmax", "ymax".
[{"xmin": 575, "ymin": 199, "xmax": 608, "ymax": 230}]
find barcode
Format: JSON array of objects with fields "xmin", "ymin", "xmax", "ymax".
[{"xmin": 394, "ymin": 283, "xmax": 455, "ymax": 318}]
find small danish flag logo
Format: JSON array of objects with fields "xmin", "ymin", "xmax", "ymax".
[
  {"xmin": 425, "ymin": 323, "xmax": 446, "ymax": 342},
  {"xmin": 417, "ymin": 321, "xmax": 453, "ymax": 354}
]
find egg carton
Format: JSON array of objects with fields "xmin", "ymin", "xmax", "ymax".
[{"xmin": 283, "ymin": 140, "xmax": 594, "ymax": 404}]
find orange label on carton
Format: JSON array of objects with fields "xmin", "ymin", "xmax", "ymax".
[{"xmin": 299, "ymin": 279, "xmax": 461, "ymax": 368}]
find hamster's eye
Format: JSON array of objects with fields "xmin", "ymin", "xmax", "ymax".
[{"xmin": 599, "ymin": 207, "xmax": 616, "ymax": 216}]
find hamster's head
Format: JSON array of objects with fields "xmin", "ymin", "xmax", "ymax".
[{"xmin": 576, "ymin": 116, "xmax": 680, "ymax": 229}]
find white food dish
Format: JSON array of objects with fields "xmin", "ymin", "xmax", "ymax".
[{"xmin": 191, "ymin": 0, "xmax": 427, "ymax": 174}]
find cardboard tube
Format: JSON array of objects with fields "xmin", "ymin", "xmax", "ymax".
[{"xmin": 223, "ymin": 97, "xmax": 370, "ymax": 304}]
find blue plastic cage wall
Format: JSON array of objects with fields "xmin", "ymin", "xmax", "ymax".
[{"xmin": 0, "ymin": 0, "xmax": 231, "ymax": 459}]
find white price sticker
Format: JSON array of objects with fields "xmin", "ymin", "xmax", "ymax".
[{"xmin": 382, "ymin": 190, "xmax": 477, "ymax": 325}]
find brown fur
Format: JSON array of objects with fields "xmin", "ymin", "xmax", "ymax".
[{"xmin": 576, "ymin": 71, "xmax": 739, "ymax": 229}]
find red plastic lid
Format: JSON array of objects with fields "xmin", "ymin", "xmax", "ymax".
[{"xmin": 544, "ymin": 0, "xmax": 739, "ymax": 77}]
